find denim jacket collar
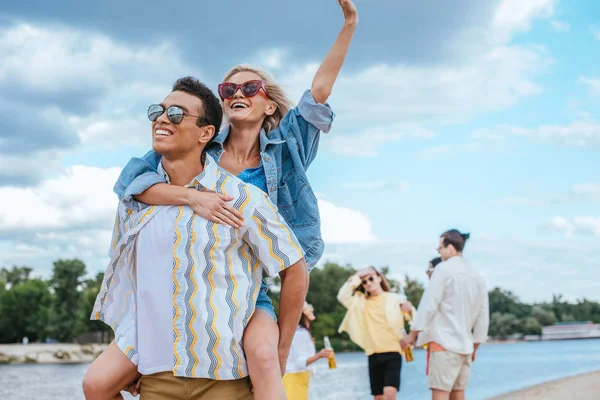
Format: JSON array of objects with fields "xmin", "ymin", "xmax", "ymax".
[{"xmin": 212, "ymin": 125, "xmax": 285, "ymax": 154}]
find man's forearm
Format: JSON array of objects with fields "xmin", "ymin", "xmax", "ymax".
[{"xmin": 277, "ymin": 261, "xmax": 308, "ymax": 355}]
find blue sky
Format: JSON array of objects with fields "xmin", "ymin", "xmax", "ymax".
[{"xmin": 0, "ymin": 0, "xmax": 598, "ymax": 303}]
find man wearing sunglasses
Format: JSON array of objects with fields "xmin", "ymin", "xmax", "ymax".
[
  {"xmin": 337, "ymin": 267, "xmax": 415, "ymax": 400},
  {"xmin": 87, "ymin": 77, "xmax": 308, "ymax": 400},
  {"xmin": 401, "ymin": 230, "xmax": 489, "ymax": 400}
]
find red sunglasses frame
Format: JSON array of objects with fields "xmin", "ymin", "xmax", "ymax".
[{"xmin": 217, "ymin": 80, "xmax": 269, "ymax": 100}]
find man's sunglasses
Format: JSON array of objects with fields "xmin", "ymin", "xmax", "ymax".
[
  {"xmin": 147, "ymin": 104, "xmax": 205, "ymax": 125},
  {"xmin": 361, "ymin": 276, "xmax": 375, "ymax": 286},
  {"xmin": 217, "ymin": 80, "xmax": 269, "ymax": 100}
]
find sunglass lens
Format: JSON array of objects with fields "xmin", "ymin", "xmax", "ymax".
[
  {"xmin": 148, "ymin": 104, "xmax": 164, "ymax": 122},
  {"xmin": 167, "ymin": 106, "xmax": 184, "ymax": 124},
  {"xmin": 219, "ymin": 83, "xmax": 237, "ymax": 99},
  {"xmin": 242, "ymin": 81, "xmax": 261, "ymax": 97}
]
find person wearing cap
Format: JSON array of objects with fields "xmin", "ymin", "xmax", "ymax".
[
  {"xmin": 401, "ymin": 229, "xmax": 489, "ymax": 400},
  {"xmin": 282, "ymin": 302, "xmax": 333, "ymax": 400}
]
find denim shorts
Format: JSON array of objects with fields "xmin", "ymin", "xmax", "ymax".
[{"xmin": 255, "ymin": 279, "xmax": 276, "ymax": 322}]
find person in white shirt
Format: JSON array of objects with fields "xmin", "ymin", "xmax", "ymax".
[
  {"xmin": 282, "ymin": 302, "xmax": 332, "ymax": 400},
  {"xmin": 401, "ymin": 229, "xmax": 489, "ymax": 400}
]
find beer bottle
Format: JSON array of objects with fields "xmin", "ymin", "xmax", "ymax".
[{"xmin": 323, "ymin": 336, "xmax": 337, "ymax": 369}]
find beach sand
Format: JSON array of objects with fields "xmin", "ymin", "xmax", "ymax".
[{"xmin": 489, "ymin": 370, "xmax": 600, "ymax": 400}]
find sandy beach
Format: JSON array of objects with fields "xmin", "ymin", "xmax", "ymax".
[
  {"xmin": 489, "ymin": 370, "xmax": 600, "ymax": 400},
  {"xmin": 0, "ymin": 343, "xmax": 106, "ymax": 364}
]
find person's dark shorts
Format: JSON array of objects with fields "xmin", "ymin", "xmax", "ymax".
[{"xmin": 368, "ymin": 352, "xmax": 402, "ymax": 395}]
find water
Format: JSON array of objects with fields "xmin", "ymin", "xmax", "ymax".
[{"xmin": 1, "ymin": 340, "xmax": 599, "ymax": 399}]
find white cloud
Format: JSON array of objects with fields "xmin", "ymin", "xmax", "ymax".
[
  {"xmin": 326, "ymin": 125, "xmax": 434, "ymax": 157},
  {"xmin": 271, "ymin": 42, "xmax": 548, "ymax": 157},
  {"xmin": 548, "ymin": 216, "xmax": 600, "ymax": 236},
  {"xmin": 579, "ymin": 77, "xmax": 600, "ymax": 95},
  {"xmin": 69, "ymin": 115, "xmax": 150, "ymax": 148},
  {"xmin": 592, "ymin": 27, "xmax": 600, "ymax": 41},
  {"xmin": 0, "ymin": 165, "xmax": 377, "ymax": 273},
  {"xmin": 492, "ymin": 0, "xmax": 557, "ymax": 40},
  {"xmin": 570, "ymin": 183, "xmax": 600, "ymax": 202},
  {"xmin": 317, "ymin": 198, "xmax": 377, "ymax": 244},
  {"xmin": 419, "ymin": 142, "xmax": 484, "ymax": 159},
  {"xmin": 342, "ymin": 181, "xmax": 410, "ymax": 191},
  {"xmin": 282, "ymin": 45, "xmax": 549, "ymax": 127},
  {"xmin": 254, "ymin": 48, "xmax": 289, "ymax": 70},
  {"xmin": 0, "ymin": 23, "xmax": 194, "ymax": 94},
  {"xmin": 476, "ymin": 121, "xmax": 600, "ymax": 150},
  {"xmin": 494, "ymin": 197, "xmax": 545, "ymax": 207},
  {"xmin": 492, "ymin": 183, "xmax": 600, "ymax": 208},
  {"xmin": 0, "ymin": 22, "xmax": 201, "ymax": 162},
  {"xmin": 0, "ymin": 165, "xmax": 120, "ymax": 233},
  {"xmin": 550, "ymin": 20, "xmax": 570, "ymax": 32},
  {"xmin": 511, "ymin": 120, "xmax": 600, "ymax": 149}
]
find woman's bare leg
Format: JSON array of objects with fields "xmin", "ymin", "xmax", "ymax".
[
  {"xmin": 243, "ymin": 309, "xmax": 286, "ymax": 400},
  {"xmin": 83, "ymin": 341, "xmax": 140, "ymax": 400}
]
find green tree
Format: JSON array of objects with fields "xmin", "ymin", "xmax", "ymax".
[
  {"xmin": 0, "ymin": 266, "xmax": 33, "ymax": 288},
  {"xmin": 531, "ymin": 305, "xmax": 558, "ymax": 326},
  {"xmin": 488, "ymin": 288, "xmax": 531, "ymax": 318},
  {"xmin": 403, "ymin": 275, "xmax": 425, "ymax": 306},
  {"xmin": 305, "ymin": 262, "xmax": 355, "ymax": 345},
  {"xmin": 488, "ymin": 312, "xmax": 520, "ymax": 339},
  {"xmin": 79, "ymin": 272, "xmax": 111, "ymax": 334},
  {"xmin": 0, "ymin": 279, "xmax": 52, "ymax": 343},
  {"xmin": 520, "ymin": 316, "xmax": 542, "ymax": 336},
  {"xmin": 50, "ymin": 259, "xmax": 87, "ymax": 342}
]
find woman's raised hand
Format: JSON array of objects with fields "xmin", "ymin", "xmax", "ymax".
[{"xmin": 338, "ymin": 0, "xmax": 358, "ymax": 25}]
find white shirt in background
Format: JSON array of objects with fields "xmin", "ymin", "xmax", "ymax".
[
  {"xmin": 412, "ymin": 256, "xmax": 489, "ymax": 355},
  {"xmin": 285, "ymin": 326, "xmax": 316, "ymax": 374}
]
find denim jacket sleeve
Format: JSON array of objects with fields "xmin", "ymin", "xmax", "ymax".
[
  {"xmin": 280, "ymin": 89, "xmax": 335, "ymax": 169},
  {"xmin": 113, "ymin": 150, "xmax": 164, "ymax": 208}
]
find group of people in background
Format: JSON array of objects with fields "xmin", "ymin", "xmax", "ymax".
[
  {"xmin": 332, "ymin": 230, "xmax": 489, "ymax": 400},
  {"xmin": 81, "ymin": 0, "xmax": 489, "ymax": 398}
]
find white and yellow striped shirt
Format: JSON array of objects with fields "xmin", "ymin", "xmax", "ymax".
[{"xmin": 92, "ymin": 154, "xmax": 304, "ymax": 380}]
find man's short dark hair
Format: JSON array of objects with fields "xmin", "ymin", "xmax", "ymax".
[
  {"xmin": 440, "ymin": 229, "xmax": 470, "ymax": 252},
  {"xmin": 172, "ymin": 77, "xmax": 223, "ymax": 138},
  {"xmin": 429, "ymin": 257, "xmax": 442, "ymax": 268}
]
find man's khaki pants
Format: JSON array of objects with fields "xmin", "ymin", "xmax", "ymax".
[{"xmin": 140, "ymin": 372, "xmax": 253, "ymax": 400}]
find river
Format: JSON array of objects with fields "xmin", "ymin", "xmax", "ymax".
[{"xmin": 1, "ymin": 339, "xmax": 599, "ymax": 399}]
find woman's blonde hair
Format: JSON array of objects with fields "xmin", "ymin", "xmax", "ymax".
[{"xmin": 221, "ymin": 64, "xmax": 292, "ymax": 134}]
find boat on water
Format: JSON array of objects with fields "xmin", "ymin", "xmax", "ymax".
[{"xmin": 541, "ymin": 321, "xmax": 600, "ymax": 340}]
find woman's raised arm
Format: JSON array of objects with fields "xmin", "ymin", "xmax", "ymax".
[{"xmin": 310, "ymin": 0, "xmax": 358, "ymax": 104}]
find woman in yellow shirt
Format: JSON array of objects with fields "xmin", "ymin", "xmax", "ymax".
[
  {"xmin": 283, "ymin": 302, "xmax": 333, "ymax": 400},
  {"xmin": 337, "ymin": 267, "xmax": 415, "ymax": 400}
]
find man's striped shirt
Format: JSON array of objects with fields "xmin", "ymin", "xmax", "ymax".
[{"xmin": 92, "ymin": 154, "xmax": 303, "ymax": 379}]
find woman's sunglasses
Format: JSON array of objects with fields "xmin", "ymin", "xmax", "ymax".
[
  {"xmin": 217, "ymin": 80, "xmax": 269, "ymax": 100},
  {"xmin": 147, "ymin": 104, "xmax": 203, "ymax": 125},
  {"xmin": 361, "ymin": 276, "xmax": 375, "ymax": 286}
]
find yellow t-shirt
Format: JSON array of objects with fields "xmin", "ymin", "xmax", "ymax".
[{"xmin": 363, "ymin": 292, "xmax": 402, "ymax": 356}]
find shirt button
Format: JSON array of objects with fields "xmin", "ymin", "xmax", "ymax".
[{"xmin": 265, "ymin": 156, "xmax": 270, "ymax": 162}]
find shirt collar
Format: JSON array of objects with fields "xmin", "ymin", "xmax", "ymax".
[{"xmin": 157, "ymin": 153, "xmax": 221, "ymax": 191}]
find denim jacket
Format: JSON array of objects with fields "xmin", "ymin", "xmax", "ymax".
[{"xmin": 114, "ymin": 89, "xmax": 335, "ymax": 270}]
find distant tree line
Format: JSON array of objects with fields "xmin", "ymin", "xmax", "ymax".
[
  {"xmin": 0, "ymin": 261, "xmax": 110, "ymax": 344},
  {"xmin": 1, "ymin": 260, "xmax": 599, "ymax": 347}
]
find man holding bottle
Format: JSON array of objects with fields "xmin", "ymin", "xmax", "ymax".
[{"xmin": 401, "ymin": 230, "xmax": 489, "ymax": 400}]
